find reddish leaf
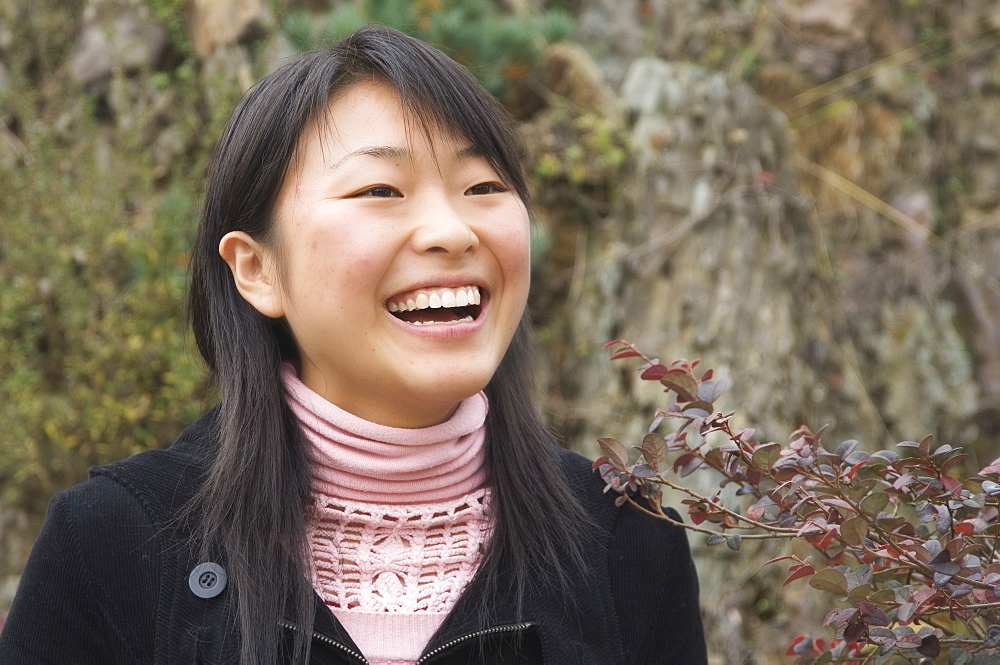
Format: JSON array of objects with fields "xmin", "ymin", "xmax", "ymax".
[
  {"xmin": 950, "ymin": 583, "xmax": 973, "ymax": 599},
  {"xmin": 892, "ymin": 473, "xmax": 916, "ymax": 491},
  {"xmin": 980, "ymin": 457, "xmax": 1000, "ymax": 475},
  {"xmin": 868, "ymin": 627, "xmax": 895, "ymax": 645},
  {"xmin": 674, "ymin": 453, "xmax": 703, "ymax": 477},
  {"xmin": 751, "ymin": 443, "xmax": 781, "ymax": 472},
  {"xmin": 928, "ymin": 549, "xmax": 961, "ymax": 582},
  {"xmin": 823, "ymin": 498, "xmax": 857, "ymax": 513},
  {"xmin": 630, "ymin": 464, "xmax": 659, "ymax": 479},
  {"xmin": 840, "ymin": 516, "xmax": 868, "ymax": 546},
  {"xmin": 783, "ymin": 565, "xmax": 816, "ymax": 586},
  {"xmin": 697, "ymin": 380, "xmax": 727, "ymax": 403},
  {"xmin": 640, "ymin": 363, "xmax": 669, "ymax": 380},
  {"xmin": 639, "ymin": 432, "xmax": 666, "ymax": 470},
  {"xmin": 858, "ymin": 600, "xmax": 889, "ymax": 626},
  {"xmin": 823, "ymin": 607, "xmax": 857, "ymax": 626},
  {"xmin": 953, "ymin": 521, "xmax": 975, "ymax": 537},
  {"xmin": 843, "ymin": 621, "xmax": 865, "ymax": 644},
  {"xmin": 610, "ymin": 347, "xmax": 643, "ymax": 360},
  {"xmin": 859, "ymin": 492, "xmax": 889, "ymax": 517},
  {"xmin": 747, "ymin": 496, "xmax": 778, "ymax": 522},
  {"xmin": 810, "ymin": 528, "xmax": 837, "ymax": 550},
  {"xmin": 660, "ymin": 373, "xmax": 699, "ymax": 402},
  {"xmin": 598, "ymin": 438, "xmax": 628, "ymax": 468},
  {"xmin": 940, "ymin": 474, "xmax": 962, "ymax": 493},
  {"xmin": 916, "ymin": 635, "xmax": 941, "ymax": 657},
  {"xmin": 809, "ymin": 568, "xmax": 848, "ymax": 593},
  {"xmin": 896, "ymin": 601, "xmax": 916, "ymax": 623},
  {"xmin": 940, "ymin": 452, "xmax": 968, "ymax": 474},
  {"xmin": 683, "ymin": 400, "xmax": 715, "ymax": 416},
  {"xmin": 911, "ymin": 588, "xmax": 940, "ymax": 607},
  {"xmin": 785, "ymin": 636, "xmax": 812, "ymax": 656}
]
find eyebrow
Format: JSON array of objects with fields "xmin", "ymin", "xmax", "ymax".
[{"xmin": 328, "ymin": 144, "xmax": 482, "ymax": 170}]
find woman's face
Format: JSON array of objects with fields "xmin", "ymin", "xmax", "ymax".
[{"xmin": 234, "ymin": 82, "xmax": 530, "ymax": 428}]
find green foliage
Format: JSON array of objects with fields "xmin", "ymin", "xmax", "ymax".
[
  {"xmin": 146, "ymin": 0, "xmax": 193, "ymax": 56},
  {"xmin": 531, "ymin": 104, "xmax": 629, "ymax": 188},
  {"xmin": 280, "ymin": 0, "xmax": 576, "ymax": 98},
  {"xmin": 598, "ymin": 341, "xmax": 1000, "ymax": 664},
  {"xmin": 526, "ymin": 101, "xmax": 631, "ymax": 225},
  {"xmin": 0, "ymin": 3, "xmax": 216, "ymax": 513}
]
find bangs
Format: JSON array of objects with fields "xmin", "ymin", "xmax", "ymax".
[{"xmin": 313, "ymin": 27, "xmax": 530, "ymax": 205}]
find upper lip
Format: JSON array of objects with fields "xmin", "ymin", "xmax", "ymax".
[{"xmin": 386, "ymin": 275, "xmax": 489, "ymax": 302}]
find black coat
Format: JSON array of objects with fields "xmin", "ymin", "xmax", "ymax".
[{"xmin": 0, "ymin": 410, "xmax": 707, "ymax": 664}]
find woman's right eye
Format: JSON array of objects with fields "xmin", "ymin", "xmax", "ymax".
[{"xmin": 353, "ymin": 185, "xmax": 401, "ymax": 198}]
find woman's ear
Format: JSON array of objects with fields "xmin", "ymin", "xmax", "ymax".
[{"xmin": 218, "ymin": 231, "xmax": 285, "ymax": 318}]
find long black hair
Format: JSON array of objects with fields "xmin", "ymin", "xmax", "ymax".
[{"xmin": 188, "ymin": 25, "xmax": 591, "ymax": 664}]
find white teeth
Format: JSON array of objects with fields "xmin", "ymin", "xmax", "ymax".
[{"xmin": 388, "ymin": 286, "xmax": 481, "ymax": 313}]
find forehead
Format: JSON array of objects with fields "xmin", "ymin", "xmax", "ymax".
[{"xmin": 296, "ymin": 81, "xmax": 469, "ymax": 167}]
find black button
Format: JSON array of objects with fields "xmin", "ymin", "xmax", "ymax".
[{"xmin": 188, "ymin": 562, "xmax": 227, "ymax": 599}]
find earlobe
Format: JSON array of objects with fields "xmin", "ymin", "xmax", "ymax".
[{"xmin": 218, "ymin": 231, "xmax": 285, "ymax": 318}]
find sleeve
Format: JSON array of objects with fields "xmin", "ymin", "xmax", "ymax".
[
  {"xmin": 0, "ymin": 478, "xmax": 156, "ymax": 664},
  {"xmin": 608, "ymin": 504, "xmax": 708, "ymax": 664}
]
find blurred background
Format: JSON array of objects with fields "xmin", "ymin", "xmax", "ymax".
[{"xmin": 0, "ymin": 0, "xmax": 997, "ymax": 662}]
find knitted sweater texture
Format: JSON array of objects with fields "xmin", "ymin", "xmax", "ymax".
[{"xmin": 282, "ymin": 367, "xmax": 491, "ymax": 665}]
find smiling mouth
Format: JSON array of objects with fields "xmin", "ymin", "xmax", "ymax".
[{"xmin": 387, "ymin": 285, "xmax": 483, "ymax": 326}]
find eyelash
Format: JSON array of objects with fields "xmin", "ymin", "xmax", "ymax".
[
  {"xmin": 354, "ymin": 185, "xmax": 401, "ymax": 198},
  {"xmin": 351, "ymin": 182, "xmax": 507, "ymax": 198},
  {"xmin": 465, "ymin": 182, "xmax": 506, "ymax": 196}
]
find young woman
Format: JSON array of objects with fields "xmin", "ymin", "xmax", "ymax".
[{"xmin": 0, "ymin": 26, "xmax": 706, "ymax": 664}]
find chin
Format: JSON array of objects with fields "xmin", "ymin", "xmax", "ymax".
[{"xmin": 411, "ymin": 373, "xmax": 492, "ymax": 409}]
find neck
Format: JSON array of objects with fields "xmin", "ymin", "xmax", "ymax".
[{"xmin": 281, "ymin": 364, "xmax": 489, "ymax": 504}]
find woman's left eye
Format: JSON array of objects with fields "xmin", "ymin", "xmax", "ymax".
[
  {"xmin": 465, "ymin": 182, "xmax": 506, "ymax": 196},
  {"xmin": 354, "ymin": 185, "xmax": 401, "ymax": 198}
]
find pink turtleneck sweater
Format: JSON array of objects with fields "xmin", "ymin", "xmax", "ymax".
[{"xmin": 282, "ymin": 366, "xmax": 492, "ymax": 665}]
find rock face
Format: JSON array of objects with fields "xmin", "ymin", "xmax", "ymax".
[
  {"xmin": 549, "ymin": 1, "xmax": 999, "ymax": 662},
  {"xmin": 532, "ymin": 60, "xmax": 827, "ymax": 660},
  {"xmin": 537, "ymin": 58, "xmax": 815, "ymax": 451},
  {"xmin": 187, "ymin": 0, "xmax": 270, "ymax": 57},
  {"xmin": 69, "ymin": 0, "xmax": 167, "ymax": 86}
]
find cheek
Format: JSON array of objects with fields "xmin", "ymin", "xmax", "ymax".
[
  {"xmin": 289, "ymin": 222, "xmax": 392, "ymax": 288},
  {"xmin": 497, "ymin": 215, "xmax": 532, "ymax": 291}
]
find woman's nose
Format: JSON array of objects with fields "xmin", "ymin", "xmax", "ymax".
[{"xmin": 412, "ymin": 198, "xmax": 479, "ymax": 256}]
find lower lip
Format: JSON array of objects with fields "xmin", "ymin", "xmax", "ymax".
[{"xmin": 385, "ymin": 298, "xmax": 489, "ymax": 339}]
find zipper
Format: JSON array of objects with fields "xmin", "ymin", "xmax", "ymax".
[
  {"xmin": 415, "ymin": 622, "xmax": 534, "ymax": 665},
  {"xmin": 280, "ymin": 619, "xmax": 533, "ymax": 665},
  {"xmin": 279, "ymin": 619, "xmax": 371, "ymax": 665}
]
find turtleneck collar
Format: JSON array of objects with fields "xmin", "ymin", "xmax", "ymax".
[{"xmin": 281, "ymin": 364, "xmax": 488, "ymax": 505}]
